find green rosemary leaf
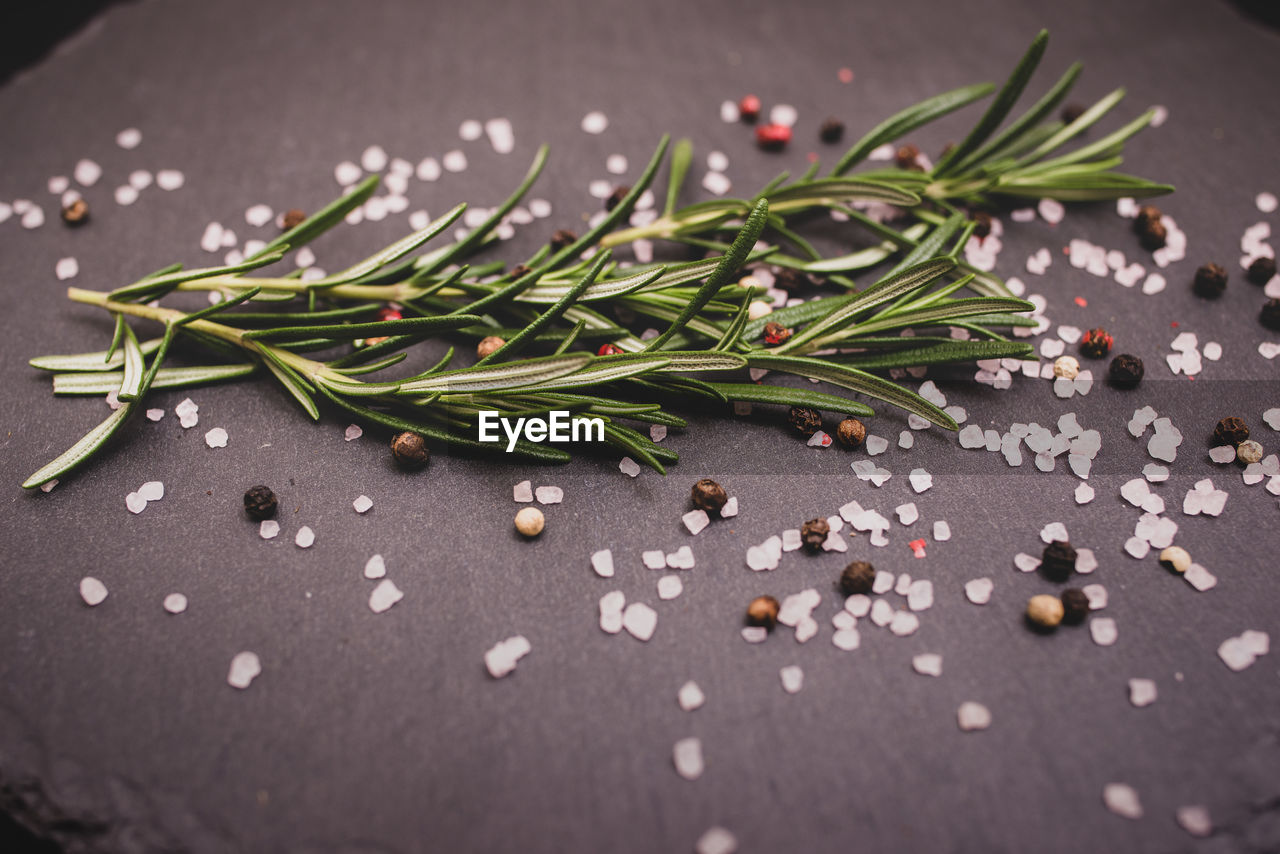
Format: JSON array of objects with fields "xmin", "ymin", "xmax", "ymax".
[
  {"xmin": 609, "ymin": 421, "xmax": 679, "ymax": 463},
  {"xmin": 243, "ymin": 313, "xmax": 483, "ymax": 342},
  {"xmin": 516, "ymin": 356, "xmax": 673, "ymax": 392},
  {"xmin": 22, "ymin": 402, "xmax": 135, "ymax": 489},
  {"xmin": 830, "ymin": 82, "xmax": 996, "ymax": 176},
  {"xmin": 308, "ymin": 204, "xmax": 464, "ymax": 287},
  {"xmin": 254, "ymin": 174, "xmax": 379, "ymax": 261},
  {"xmin": 769, "ymin": 177, "xmax": 921, "ymax": 207},
  {"xmin": 116, "ymin": 323, "xmax": 145, "ymax": 401},
  {"xmin": 173, "ymin": 287, "xmax": 264, "ymax": 326},
  {"xmin": 400, "ymin": 354, "xmax": 592, "ymax": 393},
  {"xmin": 838, "ymin": 296, "xmax": 1035, "ymax": 337},
  {"xmin": 645, "ymin": 198, "xmax": 768, "ymax": 350},
  {"xmin": 834, "ymin": 339, "xmax": 1034, "ymax": 370},
  {"xmin": 708, "ymin": 382, "xmax": 876, "ymax": 417},
  {"xmin": 749, "ymin": 354, "xmax": 957, "ymax": 430},
  {"xmin": 107, "ymin": 251, "xmax": 289, "ymax": 302},
  {"xmin": 713, "ymin": 294, "xmax": 753, "ymax": 351},
  {"xmin": 316, "ymin": 376, "xmax": 402, "ymax": 396},
  {"xmin": 53, "ymin": 363, "xmax": 256, "ymax": 395},
  {"xmin": 553, "ymin": 320, "xmax": 587, "ymax": 355},
  {"xmin": 259, "ymin": 349, "xmax": 320, "ymax": 419},
  {"xmin": 218, "ymin": 303, "xmax": 384, "ymax": 326},
  {"xmin": 393, "ymin": 348, "xmax": 456, "ymax": 383},
  {"xmin": 802, "ymin": 228, "xmax": 926, "ymax": 274},
  {"xmin": 104, "ymin": 312, "xmax": 126, "ymax": 363},
  {"xmin": 30, "ymin": 337, "xmax": 164, "ymax": 372},
  {"xmin": 516, "ymin": 262, "xmax": 663, "ymax": 304},
  {"xmin": 1012, "ymin": 108, "xmax": 1157, "ymax": 175},
  {"xmin": 664, "ymin": 138, "xmax": 694, "ymax": 217},
  {"xmin": 993, "ymin": 171, "xmax": 1173, "ymax": 201},
  {"xmin": 625, "ymin": 375, "xmax": 728, "ymax": 403},
  {"xmin": 779, "ymin": 257, "xmax": 955, "ymax": 353},
  {"xmin": 951, "ymin": 61, "xmax": 1082, "ymax": 172},
  {"xmin": 933, "ymin": 30, "xmax": 1049, "ymax": 176},
  {"xmin": 740, "ymin": 295, "xmax": 848, "ymax": 343},
  {"xmin": 1016, "ymin": 87, "xmax": 1126, "ymax": 165}
]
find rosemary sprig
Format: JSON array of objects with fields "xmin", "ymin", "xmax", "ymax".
[{"xmin": 24, "ymin": 30, "xmax": 1171, "ymax": 488}]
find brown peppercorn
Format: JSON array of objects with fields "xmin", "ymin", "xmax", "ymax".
[
  {"xmin": 763, "ymin": 321, "xmax": 792, "ymax": 345},
  {"xmin": 746, "ymin": 595, "xmax": 780, "ymax": 629},
  {"xmin": 1027, "ymin": 594, "xmax": 1065, "ymax": 630},
  {"xmin": 1247, "ymin": 256, "xmax": 1277, "ymax": 286},
  {"xmin": 788, "ymin": 406, "xmax": 822, "ymax": 437},
  {"xmin": 971, "ymin": 211, "xmax": 993, "ymax": 239},
  {"xmin": 1213, "ymin": 417, "xmax": 1249, "ymax": 447},
  {"xmin": 1192, "ymin": 262, "xmax": 1228, "ymax": 298},
  {"xmin": 895, "ymin": 144, "xmax": 922, "ymax": 171},
  {"xmin": 508, "ymin": 264, "xmax": 532, "ymax": 280},
  {"xmin": 691, "ymin": 478, "xmax": 728, "ymax": 513},
  {"xmin": 835, "ymin": 417, "xmax": 866, "ymax": 449},
  {"xmin": 1262, "ymin": 298, "xmax": 1280, "ymax": 331},
  {"xmin": 243, "ymin": 485, "xmax": 278, "ymax": 521},
  {"xmin": 839, "ymin": 560, "xmax": 876, "ymax": 596},
  {"xmin": 281, "ymin": 208, "xmax": 307, "ymax": 230},
  {"xmin": 390, "ymin": 431, "xmax": 429, "ymax": 469},
  {"xmin": 819, "ymin": 117, "xmax": 845, "ymax": 143},
  {"xmin": 772, "ymin": 268, "xmax": 808, "ymax": 291},
  {"xmin": 1040, "ymin": 540, "xmax": 1077, "ymax": 582},
  {"xmin": 1079, "ymin": 327, "xmax": 1113, "ymax": 359},
  {"xmin": 549, "ymin": 229, "xmax": 577, "ymax": 251},
  {"xmin": 1134, "ymin": 204, "xmax": 1162, "ymax": 228},
  {"xmin": 1060, "ymin": 102, "xmax": 1086, "ymax": 124},
  {"xmin": 476, "ymin": 335, "xmax": 505, "ymax": 359},
  {"xmin": 1108, "ymin": 353, "xmax": 1144, "ymax": 388},
  {"xmin": 1060, "ymin": 588, "xmax": 1090, "ymax": 625},
  {"xmin": 1136, "ymin": 218, "xmax": 1167, "ymax": 251},
  {"xmin": 800, "ymin": 517, "xmax": 830, "ymax": 552},
  {"xmin": 605, "ymin": 185, "xmax": 630, "ymax": 212},
  {"xmin": 61, "ymin": 198, "xmax": 90, "ymax": 226}
]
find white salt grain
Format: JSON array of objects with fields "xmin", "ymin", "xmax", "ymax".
[
  {"xmin": 1256, "ymin": 192, "xmax": 1278, "ymax": 213},
  {"xmin": 623, "ymin": 602, "xmax": 657, "ymax": 641},
  {"xmin": 933, "ymin": 520, "xmax": 951, "ymax": 541},
  {"xmin": 741, "ymin": 626, "xmax": 768, "ymax": 643},
  {"xmin": 1103, "ymin": 783, "xmax": 1143, "ymax": 819},
  {"xmin": 459, "ymin": 119, "xmax": 483, "ymax": 141},
  {"xmin": 353, "ymin": 494, "xmax": 373, "ymax": 514},
  {"xmin": 295, "ymin": 526, "xmax": 315, "ymax": 548},
  {"xmin": 832, "ymin": 628, "xmax": 861, "ymax": 650},
  {"xmin": 720, "ymin": 496, "xmax": 738, "ymax": 518},
  {"xmin": 909, "ymin": 469, "xmax": 933, "ymax": 493},
  {"xmin": 125, "ymin": 492, "xmax": 147, "ymax": 514},
  {"xmin": 1040, "ymin": 522, "xmax": 1068, "ymax": 544},
  {"xmin": 889, "ymin": 611, "xmax": 920, "ymax": 637},
  {"xmin": 74, "ymin": 158, "xmax": 101, "ymax": 187},
  {"xmin": 79, "ymin": 577, "xmax": 108, "ymax": 606},
  {"xmin": 1128, "ymin": 678, "xmax": 1157, "ymax": 707},
  {"xmin": 361, "ymin": 145, "xmax": 388, "ymax": 172},
  {"xmin": 1090, "ymin": 617, "xmax": 1118, "ymax": 647},
  {"xmin": 442, "ymin": 150, "xmax": 468, "ymax": 172},
  {"xmin": 484, "ymin": 636, "xmax": 531, "ymax": 678},
  {"xmin": 619, "ymin": 457, "xmax": 641, "ymax": 477},
  {"xmin": 1083, "ymin": 584, "xmax": 1108, "ymax": 610},
  {"xmin": 591, "ymin": 549, "xmax": 614, "ymax": 578},
  {"xmin": 114, "ymin": 185, "xmax": 139, "ymax": 206},
  {"xmin": 957, "ymin": 702, "xmax": 991, "ymax": 731},
  {"xmin": 657, "ymin": 575, "xmax": 683, "ymax": 600},
  {"xmin": 779, "ymin": 665, "xmax": 804, "ymax": 694},
  {"xmin": 678, "ymin": 681, "xmax": 705, "ymax": 711},
  {"xmin": 364, "ymin": 554, "xmax": 386, "ymax": 579},
  {"xmin": 55, "ymin": 257, "xmax": 78, "ymax": 280},
  {"xmin": 163, "ymin": 593, "xmax": 187, "ymax": 614},
  {"xmin": 227, "ymin": 652, "xmax": 262, "ymax": 689},
  {"xmin": 865, "ymin": 434, "xmax": 889, "ymax": 455},
  {"xmin": 1076, "ymin": 548, "xmax": 1098, "ymax": 575},
  {"xmin": 534, "ymin": 485, "xmax": 563, "ymax": 504},
  {"xmin": 245, "ymin": 204, "xmax": 273, "ymax": 227},
  {"xmin": 513, "ymin": 480, "xmax": 533, "ymax": 502},
  {"xmin": 683, "ymin": 509, "xmax": 710, "ymax": 535},
  {"xmin": 369, "ymin": 579, "xmax": 404, "ymax": 613},
  {"xmin": 259, "ymin": 520, "xmax": 280, "ymax": 539},
  {"xmin": 673, "ymin": 738, "xmax": 704, "ymax": 780},
  {"xmin": 869, "ymin": 599, "xmax": 893, "ymax": 627},
  {"xmin": 907, "ymin": 580, "xmax": 933, "ymax": 611},
  {"xmin": 116, "ymin": 127, "xmax": 142, "ymax": 149},
  {"xmin": 581, "ymin": 111, "xmax": 608, "ymax": 134},
  {"xmin": 1184, "ymin": 563, "xmax": 1217, "ymax": 592},
  {"xmin": 344, "ymin": 423, "xmax": 363, "ymax": 441},
  {"xmin": 965, "ymin": 578, "xmax": 993, "ymax": 605},
  {"xmin": 155, "ymin": 169, "xmax": 184, "ymax": 190},
  {"xmin": 913, "ymin": 654, "xmax": 942, "ymax": 677},
  {"xmin": 137, "ymin": 481, "xmax": 163, "ymax": 502},
  {"xmin": 204, "ymin": 427, "xmax": 228, "ymax": 448},
  {"xmin": 1176, "ymin": 805, "xmax": 1212, "ymax": 838}
]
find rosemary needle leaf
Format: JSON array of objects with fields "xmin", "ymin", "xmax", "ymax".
[
  {"xmin": 53, "ymin": 364, "xmax": 256, "ymax": 395},
  {"xmin": 22, "ymin": 403, "xmax": 134, "ymax": 489},
  {"xmin": 254, "ymin": 173, "xmax": 379, "ymax": 260},
  {"xmin": 708, "ymin": 382, "xmax": 876, "ymax": 418},
  {"xmin": 835, "ymin": 339, "xmax": 1034, "ymax": 371},
  {"xmin": 107, "ymin": 251, "xmax": 288, "ymax": 302},
  {"xmin": 308, "ymin": 203, "xmax": 464, "ymax": 287},
  {"xmin": 31, "ymin": 338, "xmax": 164, "ymax": 372},
  {"xmin": 664, "ymin": 138, "xmax": 694, "ymax": 217},
  {"xmin": 400, "ymin": 354, "xmax": 593, "ymax": 394},
  {"xmin": 952, "ymin": 61, "xmax": 1082, "ymax": 172},
  {"xmin": 259, "ymin": 350, "xmax": 320, "ymax": 420},
  {"xmin": 116, "ymin": 323, "xmax": 145, "ymax": 401},
  {"xmin": 243, "ymin": 314, "xmax": 483, "ymax": 342}
]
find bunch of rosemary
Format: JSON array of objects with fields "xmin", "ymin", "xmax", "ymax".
[{"xmin": 23, "ymin": 30, "xmax": 1171, "ymax": 488}]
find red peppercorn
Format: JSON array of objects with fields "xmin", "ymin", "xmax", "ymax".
[
  {"xmin": 1079, "ymin": 327, "xmax": 1113, "ymax": 359},
  {"xmin": 755, "ymin": 123, "xmax": 791, "ymax": 152},
  {"xmin": 738, "ymin": 94, "xmax": 761, "ymax": 123},
  {"xmin": 596, "ymin": 343, "xmax": 623, "ymax": 356},
  {"xmin": 763, "ymin": 321, "xmax": 792, "ymax": 345},
  {"xmin": 376, "ymin": 306, "xmax": 403, "ymax": 322}
]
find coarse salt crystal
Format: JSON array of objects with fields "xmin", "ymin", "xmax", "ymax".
[
  {"xmin": 832, "ymin": 627, "xmax": 861, "ymax": 650},
  {"xmin": 74, "ymin": 158, "xmax": 101, "ymax": 187},
  {"xmin": 116, "ymin": 127, "xmax": 142, "ymax": 149},
  {"xmin": 55, "ymin": 257, "xmax": 78, "ymax": 280},
  {"xmin": 204, "ymin": 427, "xmax": 228, "ymax": 448},
  {"xmin": 353, "ymin": 494, "xmax": 373, "ymax": 514},
  {"xmin": 623, "ymin": 602, "xmax": 657, "ymax": 641},
  {"xmin": 957, "ymin": 701, "xmax": 991, "ymax": 731},
  {"xmin": 1090, "ymin": 617, "xmax": 1118, "ymax": 646},
  {"xmin": 1176, "ymin": 806, "xmax": 1212, "ymax": 838},
  {"xmin": 163, "ymin": 593, "xmax": 187, "ymax": 614},
  {"xmin": 1103, "ymin": 783, "xmax": 1143, "ymax": 819},
  {"xmin": 295, "ymin": 526, "xmax": 315, "ymax": 548},
  {"xmin": 683, "ymin": 508, "xmax": 710, "ymax": 535},
  {"xmin": 581, "ymin": 111, "xmax": 608, "ymax": 134},
  {"xmin": 484, "ymin": 636, "xmax": 531, "ymax": 678},
  {"xmin": 442, "ymin": 150, "xmax": 467, "ymax": 172},
  {"xmin": 369, "ymin": 579, "xmax": 403, "ymax": 613},
  {"xmin": 79, "ymin": 577, "xmax": 108, "ymax": 606},
  {"xmin": 344, "ymin": 424, "xmax": 363, "ymax": 441},
  {"xmin": 535, "ymin": 485, "xmax": 563, "ymax": 504},
  {"xmin": 780, "ymin": 665, "xmax": 804, "ymax": 694},
  {"xmin": 228, "ymin": 652, "xmax": 262, "ymax": 689},
  {"xmin": 259, "ymin": 520, "xmax": 280, "ymax": 539},
  {"xmin": 619, "ymin": 457, "xmax": 641, "ymax": 477},
  {"xmin": 913, "ymin": 654, "xmax": 942, "ymax": 676},
  {"xmin": 965, "ymin": 577, "xmax": 993, "ymax": 605},
  {"xmin": 657, "ymin": 575, "xmax": 683, "ymax": 600},
  {"xmin": 673, "ymin": 737, "xmax": 704, "ymax": 780},
  {"xmin": 364, "ymin": 554, "xmax": 386, "ymax": 579},
  {"xmin": 742, "ymin": 626, "xmax": 768, "ymax": 643},
  {"xmin": 678, "ymin": 681, "xmax": 705, "ymax": 711},
  {"xmin": 513, "ymin": 480, "xmax": 533, "ymax": 502},
  {"xmin": 591, "ymin": 549, "xmax": 614, "ymax": 578},
  {"xmin": 125, "ymin": 492, "xmax": 147, "ymax": 514},
  {"xmin": 155, "ymin": 169, "xmax": 184, "ymax": 190}
]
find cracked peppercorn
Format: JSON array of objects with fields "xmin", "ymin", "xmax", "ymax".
[
  {"xmin": 763, "ymin": 321, "xmax": 792, "ymax": 345},
  {"xmin": 691, "ymin": 478, "xmax": 728, "ymax": 513},
  {"xmin": 61, "ymin": 198, "xmax": 89, "ymax": 226},
  {"xmin": 596, "ymin": 343, "xmax": 623, "ymax": 356},
  {"xmin": 1108, "ymin": 353, "xmax": 1144, "ymax": 388},
  {"xmin": 1079, "ymin": 327, "xmax": 1113, "ymax": 359},
  {"xmin": 549, "ymin": 229, "xmax": 577, "ymax": 251},
  {"xmin": 1133, "ymin": 205, "xmax": 1166, "ymax": 251},
  {"xmin": 895, "ymin": 144, "xmax": 922, "ymax": 171},
  {"xmin": 1060, "ymin": 589, "xmax": 1089, "ymax": 625},
  {"xmin": 1192, "ymin": 262, "xmax": 1228, "ymax": 298},
  {"xmin": 839, "ymin": 560, "xmax": 876, "ymax": 596},
  {"xmin": 1026, "ymin": 594, "xmax": 1064, "ymax": 630},
  {"xmin": 243, "ymin": 485, "xmax": 278, "ymax": 521},
  {"xmin": 476, "ymin": 335, "xmax": 505, "ymax": 359},
  {"xmin": 605, "ymin": 185, "xmax": 630, "ymax": 212},
  {"xmin": 788, "ymin": 406, "xmax": 821, "ymax": 436},
  {"xmin": 1158, "ymin": 546, "xmax": 1191, "ymax": 574},
  {"xmin": 746, "ymin": 595, "xmax": 780, "ymax": 629},
  {"xmin": 835, "ymin": 417, "xmax": 866, "ymax": 449},
  {"xmin": 819, "ymin": 117, "xmax": 845, "ymax": 143},
  {"xmin": 971, "ymin": 211, "xmax": 992, "ymax": 239},
  {"xmin": 1247, "ymin": 256, "xmax": 1277, "ymax": 286},
  {"xmin": 737, "ymin": 94, "xmax": 761, "ymax": 123},
  {"xmin": 1040, "ymin": 540, "xmax": 1078, "ymax": 582},
  {"xmin": 1213, "ymin": 417, "xmax": 1249, "ymax": 447},
  {"xmin": 390, "ymin": 431, "xmax": 429, "ymax": 469},
  {"xmin": 508, "ymin": 264, "xmax": 532, "ymax": 280},
  {"xmin": 800, "ymin": 517, "xmax": 830, "ymax": 552},
  {"xmin": 280, "ymin": 208, "xmax": 307, "ymax": 230},
  {"xmin": 1237, "ymin": 439, "xmax": 1264, "ymax": 465},
  {"xmin": 1261, "ymin": 298, "xmax": 1280, "ymax": 331}
]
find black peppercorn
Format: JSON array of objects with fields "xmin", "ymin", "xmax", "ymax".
[
  {"xmin": 1262, "ymin": 298, "xmax": 1280, "ymax": 331},
  {"xmin": 835, "ymin": 417, "xmax": 866, "ymax": 449},
  {"xmin": 895, "ymin": 144, "xmax": 922, "ymax": 171},
  {"xmin": 819, "ymin": 117, "xmax": 845, "ymax": 143},
  {"xmin": 550, "ymin": 229, "xmax": 577, "ymax": 251},
  {"xmin": 1213, "ymin": 417, "xmax": 1249, "ymax": 447},
  {"xmin": 1108, "ymin": 353, "xmax": 1144, "ymax": 388},
  {"xmin": 1247, "ymin": 256, "xmax": 1277, "ymax": 286},
  {"xmin": 508, "ymin": 264, "xmax": 532, "ymax": 280},
  {"xmin": 746, "ymin": 595, "xmax": 779, "ymax": 629},
  {"xmin": 800, "ymin": 517, "xmax": 830, "ymax": 552},
  {"xmin": 391, "ymin": 431, "xmax": 429, "ymax": 469},
  {"xmin": 281, "ymin": 208, "xmax": 307, "ymax": 230},
  {"xmin": 788, "ymin": 406, "xmax": 822, "ymax": 436},
  {"xmin": 1137, "ymin": 218, "xmax": 1166, "ymax": 251},
  {"xmin": 971, "ymin": 211, "xmax": 992, "ymax": 239},
  {"xmin": 1060, "ymin": 588, "xmax": 1090, "ymax": 625},
  {"xmin": 1040, "ymin": 540, "xmax": 1078, "ymax": 582},
  {"xmin": 61, "ymin": 198, "xmax": 90, "ymax": 226},
  {"xmin": 772, "ymin": 268, "xmax": 808, "ymax": 291},
  {"xmin": 1079, "ymin": 327, "xmax": 1113, "ymax": 359},
  {"xmin": 691, "ymin": 478, "xmax": 728, "ymax": 513},
  {"xmin": 1060, "ymin": 102, "xmax": 1086, "ymax": 124},
  {"xmin": 243, "ymin": 485, "xmax": 277, "ymax": 521},
  {"xmin": 1134, "ymin": 204, "xmax": 1162, "ymax": 228},
  {"xmin": 1192, "ymin": 262, "xmax": 1228, "ymax": 298},
  {"xmin": 839, "ymin": 560, "xmax": 876, "ymax": 596},
  {"xmin": 605, "ymin": 185, "xmax": 630, "ymax": 212},
  {"xmin": 763, "ymin": 321, "xmax": 792, "ymax": 345}
]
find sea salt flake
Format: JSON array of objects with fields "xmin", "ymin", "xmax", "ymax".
[
  {"xmin": 965, "ymin": 577, "xmax": 993, "ymax": 605},
  {"xmin": 581, "ymin": 111, "xmax": 608, "ymax": 134},
  {"xmin": 957, "ymin": 702, "xmax": 991, "ymax": 731},
  {"xmin": 845, "ymin": 594, "xmax": 871, "ymax": 617},
  {"xmin": 204, "ymin": 427, "xmax": 228, "ymax": 448},
  {"xmin": 1083, "ymin": 583, "xmax": 1107, "ymax": 610},
  {"xmin": 619, "ymin": 457, "xmax": 641, "ymax": 477},
  {"xmin": 741, "ymin": 626, "xmax": 768, "ymax": 643},
  {"xmin": 590, "ymin": 549, "xmax": 614, "ymax": 578},
  {"xmin": 678, "ymin": 681, "xmax": 705, "ymax": 711},
  {"xmin": 442, "ymin": 150, "xmax": 467, "ymax": 172},
  {"xmin": 895, "ymin": 502, "xmax": 919, "ymax": 525},
  {"xmin": 364, "ymin": 554, "xmax": 386, "ymax": 579},
  {"xmin": 55, "ymin": 257, "xmax": 78, "ymax": 280},
  {"xmin": 484, "ymin": 636, "xmax": 532, "ymax": 678},
  {"xmin": 642, "ymin": 550, "xmax": 667, "ymax": 570},
  {"xmin": 1124, "ymin": 537, "xmax": 1150, "ymax": 559},
  {"xmin": 780, "ymin": 665, "xmax": 804, "ymax": 694},
  {"xmin": 1075, "ymin": 483, "xmax": 1095, "ymax": 504},
  {"xmin": 907, "ymin": 580, "xmax": 933, "ymax": 611},
  {"xmin": 1013, "ymin": 552, "xmax": 1040, "ymax": 573},
  {"xmin": 512, "ymin": 480, "xmax": 533, "ymax": 502},
  {"xmin": 155, "ymin": 169, "xmax": 184, "ymax": 190},
  {"xmin": 832, "ymin": 627, "xmax": 861, "ymax": 650},
  {"xmin": 352, "ymin": 494, "xmax": 373, "ymax": 514},
  {"xmin": 259, "ymin": 520, "xmax": 280, "ymax": 539},
  {"xmin": 227, "ymin": 652, "xmax": 262, "ymax": 689},
  {"xmin": 1076, "ymin": 548, "xmax": 1098, "ymax": 574},
  {"xmin": 163, "ymin": 593, "xmax": 187, "ymax": 614},
  {"xmin": 368, "ymin": 579, "xmax": 403, "ymax": 613},
  {"xmin": 1176, "ymin": 806, "xmax": 1212, "ymax": 838},
  {"xmin": 535, "ymin": 486, "xmax": 563, "ymax": 505},
  {"xmin": 932, "ymin": 521, "xmax": 951, "ymax": 541},
  {"xmin": 869, "ymin": 599, "xmax": 893, "ymax": 627},
  {"xmin": 1103, "ymin": 783, "xmax": 1143, "ymax": 820},
  {"xmin": 913, "ymin": 654, "xmax": 942, "ymax": 676},
  {"xmin": 1129, "ymin": 678, "xmax": 1157, "ymax": 707},
  {"xmin": 673, "ymin": 737, "xmax": 704, "ymax": 780},
  {"xmin": 657, "ymin": 575, "xmax": 683, "ymax": 601},
  {"xmin": 344, "ymin": 423, "xmax": 363, "ymax": 441},
  {"xmin": 623, "ymin": 602, "xmax": 657, "ymax": 641},
  {"xmin": 1090, "ymin": 617, "xmax": 1118, "ymax": 647},
  {"xmin": 79, "ymin": 577, "xmax": 108, "ymax": 606},
  {"xmin": 1184, "ymin": 563, "xmax": 1217, "ymax": 591},
  {"xmin": 245, "ymin": 204, "xmax": 273, "ymax": 227},
  {"xmin": 74, "ymin": 158, "xmax": 101, "ymax": 187},
  {"xmin": 1040, "ymin": 522, "xmax": 1068, "ymax": 544},
  {"xmin": 125, "ymin": 492, "xmax": 147, "ymax": 514},
  {"xmin": 889, "ymin": 611, "xmax": 920, "ymax": 636},
  {"xmin": 1209, "ymin": 445, "xmax": 1236, "ymax": 464},
  {"xmin": 909, "ymin": 469, "xmax": 933, "ymax": 493},
  {"xmin": 872, "ymin": 572, "xmax": 894, "ymax": 595},
  {"xmin": 865, "ymin": 434, "xmax": 889, "ymax": 455},
  {"xmin": 116, "ymin": 127, "xmax": 142, "ymax": 149},
  {"xmin": 295, "ymin": 526, "xmax": 315, "ymax": 548}
]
